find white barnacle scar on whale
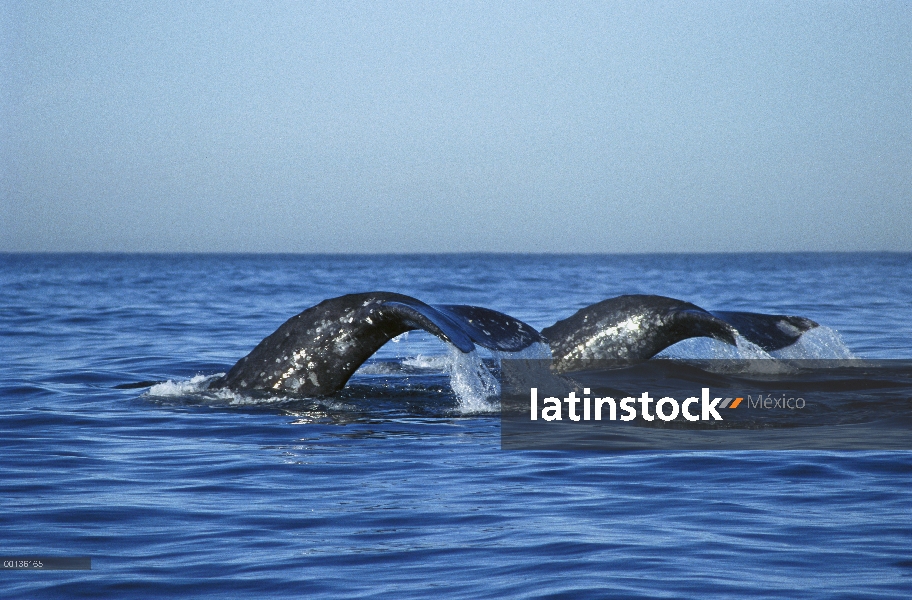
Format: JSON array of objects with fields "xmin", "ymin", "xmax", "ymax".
[{"xmin": 202, "ymin": 292, "xmax": 831, "ymax": 397}]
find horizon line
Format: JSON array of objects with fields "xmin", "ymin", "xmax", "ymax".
[{"xmin": 2, "ymin": 250, "xmax": 910, "ymax": 257}]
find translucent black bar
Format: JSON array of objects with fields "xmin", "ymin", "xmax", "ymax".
[
  {"xmin": 1, "ymin": 557, "xmax": 91, "ymax": 570},
  {"xmin": 501, "ymin": 359, "xmax": 912, "ymax": 450}
]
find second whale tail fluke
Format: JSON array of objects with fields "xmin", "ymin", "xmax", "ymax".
[
  {"xmin": 539, "ymin": 295, "xmax": 824, "ymax": 372},
  {"xmin": 209, "ymin": 292, "xmax": 543, "ymax": 397},
  {"xmin": 540, "ymin": 295, "xmax": 738, "ymax": 373}
]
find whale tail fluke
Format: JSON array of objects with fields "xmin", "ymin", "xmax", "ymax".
[
  {"xmin": 541, "ymin": 295, "xmax": 738, "ymax": 373},
  {"xmin": 210, "ymin": 292, "xmax": 543, "ymax": 396}
]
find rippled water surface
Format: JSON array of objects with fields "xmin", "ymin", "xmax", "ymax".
[{"xmin": 2, "ymin": 253, "xmax": 911, "ymax": 598}]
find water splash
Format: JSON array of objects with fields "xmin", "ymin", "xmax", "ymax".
[
  {"xmin": 653, "ymin": 327, "xmax": 856, "ymax": 374},
  {"xmin": 732, "ymin": 335, "xmax": 776, "ymax": 359},
  {"xmin": 444, "ymin": 346, "xmax": 500, "ymax": 414},
  {"xmin": 771, "ymin": 326, "xmax": 855, "ymax": 359},
  {"xmin": 654, "ymin": 328, "xmax": 854, "ymax": 361},
  {"xmin": 655, "ymin": 336, "xmax": 773, "ymax": 360},
  {"xmin": 443, "ymin": 342, "xmax": 555, "ymax": 415}
]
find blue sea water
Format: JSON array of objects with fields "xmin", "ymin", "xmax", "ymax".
[{"xmin": 1, "ymin": 253, "xmax": 911, "ymax": 598}]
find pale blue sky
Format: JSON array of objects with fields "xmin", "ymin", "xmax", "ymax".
[{"xmin": 2, "ymin": 1, "xmax": 910, "ymax": 252}]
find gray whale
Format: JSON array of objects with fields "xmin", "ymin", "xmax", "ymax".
[{"xmin": 208, "ymin": 292, "xmax": 820, "ymax": 396}]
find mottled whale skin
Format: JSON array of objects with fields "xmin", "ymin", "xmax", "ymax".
[
  {"xmin": 209, "ymin": 292, "xmax": 543, "ymax": 396},
  {"xmin": 541, "ymin": 295, "xmax": 739, "ymax": 372}
]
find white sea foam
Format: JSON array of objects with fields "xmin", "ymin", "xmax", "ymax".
[
  {"xmin": 146, "ymin": 373, "xmax": 297, "ymax": 406},
  {"xmin": 356, "ymin": 354, "xmax": 451, "ymax": 375},
  {"xmin": 403, "ymin": 355, "xmax": 451, "ymax": 370},
  {"xmin": 148, "ymin": 374, "xmax": 223, "ymax": 396}
]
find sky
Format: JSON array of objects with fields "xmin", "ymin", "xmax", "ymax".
[{"xmin": 1, "ymin": 1, "xmax": 910, "ymax": 253}]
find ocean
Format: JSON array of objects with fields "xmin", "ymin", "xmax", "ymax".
[{"xmin": 2, "ymin": 253, "xmax": 911, "ymax": 598}]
